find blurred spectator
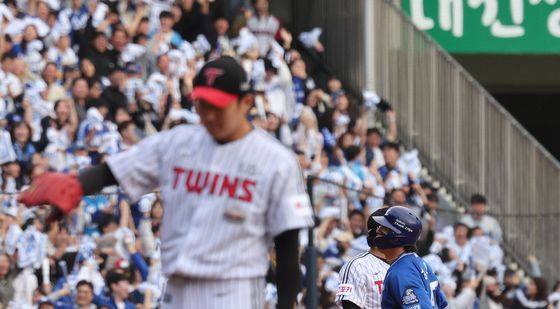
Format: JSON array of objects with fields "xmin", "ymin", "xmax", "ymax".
[
  {"xmin": 379, "ymin": 142, "xmax": 408, "ymax": 191},
  {"xmin": 348, "ymin": 209, "xmax": 366, "ymax": 238},
  {"xmin": 0, "ymin": 252, "xmax": 15, "ymax": 306},
  {"xmin": 416, "ymin": 200, "xmax": 436, "ymax": 257},
  {"xmin": 101, "ymin": 66, "xmax": 128, "ymax": 119},
  {"xmin": 290, "ymin": 58, "xmax": 314, "ymax": 106},
  {"xmin": 549, "ymin": 281, "xmax": 560, "ymax": 309},
  {"xmin": 40, "ymin": 99, "xmax": 78, "ymax": 171},
  {"xmin": 327, "ymin": 77, "xmax": 343, "ymax": 101},
  {"xmin": 214, "ymin": 16, "xmax": 232, "ymax": 53},
  {"xmin": 388, "ymin": 188, "xmax": 407, "ymax": 207},
  {"xmin": 333, "ymin": 93, "xmax": 359, "ymax": 137},
  {"xmin": 173, "ymin": 0, "xmax": 212, "ymax": 44},
  {"xmin": 101, "ymin": 271, "xmax": 135, "ymax": 309},
  {"xmin": 117, "ymin": 120, "xmax": 139, "ymax": 151},
  {"xmin": 446, "ymin": 278, "xmax": 479, "ymax": 309},
  {"xmin": 247, "ymin": 0, "xmax": 291, "ymax": 55},
  {"xmin": 150, "ymin": 11, "xmax": 183, "ymax": 53},
  {"xmin": 295, "ymin": 149, "xmax": 320, "ymax": 178},
  {"xmin": 41, "ymin": 62, "xmax": 66, "ymax": 103},
  {"xmin": 1, "ymin": 160, "xmax": 23, "ymax": 192},
  {"xmin": 108, "ymin": 27, "xmax": 128, "ymax": 65},
  {"xmin": 494, "ymin": 277, "xmax": 548, "ymax": 309},
  {"xmin": 10, "ymin": 121, "xmax": 36, "ymax": 175},
  {"xmin": 460, "ymin": 194, "xmax": 503, "ymax": 243},
  {"xmin": 80, "ymin": 58, "xmax": 100, "ymax": 87},
  {"xmin": 365, "ymin": 127, "xmax": 385, "ymax": 168},
  {"xmin": 39, "ymin": 301, "xmax": 56, "ymax": 309},
  {"xmin": 86, "ymin": 32, "xmax": 114, "ymax": 79},
  {"xmin": 314, "ymin": 151, "xmax": 348, "ymax": 220},
  {"xmin": 262, "ymin": 57, "xmax": 294, "ymax": 122},
  {"xmin": 47, "ymin": 32, "xmax": 78, "ymax": 70},
  {"xmin": 317, "ymin": 216, "xmax": 341, "ymax": 253},
  {"xmin": 341, "ymin": 145, "xmax": 384, "ymax": 212},
  {"xmin": 54, "ymin": 279, "xmax": 97, "ymax": 309},
  {"xmin": 489, "ymin": 268, "xmax": 522, "ymax": 305},
  {"xmin": 71, "ymin": 77, "xmax": 90, "ymax": 122},
  {"xmin": 323, "ymin": 231, "xmax": 354, "ymax": 267},
  {"xmin": 425, "ymin": 193, "xmax": 444, "ymax": 231},
  {"xmin": 450, "ymin": 223, "xmax": 472, "ymax": 264},
  {"xmin": 293, "ymin": 106, "xmax": 323, "ymax": 162},
  {"xmin": 75, "ymin": 280, "xmax": 96, "ymax": 309},
  {"xmin": 265, "ymin": 112, "xmax": 293, "ymax": 147}
]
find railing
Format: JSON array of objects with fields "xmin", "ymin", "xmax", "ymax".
[
  {"xmin": 292, "ymin": 0, "xmax": 560, "ymax": 282},
  {"xmin": 291, "ymin": 0, "xmax": 367, "ymax": 93}
]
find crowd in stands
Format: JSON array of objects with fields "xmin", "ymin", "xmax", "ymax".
[{"xmin": 0, "ymin": 0, "xmax": 557, "ymax": 308}]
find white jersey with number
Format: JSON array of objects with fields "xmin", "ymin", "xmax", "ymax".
[
  {"xmin": 336, "ymin": 252, "xmax": 389, "ymax": 309},
  {"xmin": 108, "ymin": 124, "xmax": 314, "ymax": 279}
]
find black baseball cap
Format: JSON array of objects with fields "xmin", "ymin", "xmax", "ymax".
[
  {"xmin": 106, "ymin": 270, "xmax": 128, "ymax": 287},
  {"xmin": 192, "ymin": 56, "xmax": 251, "ymax": 108}
]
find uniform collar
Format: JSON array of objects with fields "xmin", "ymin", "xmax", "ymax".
[{"xmin": 392, "ymin": 252, "xmax": 416, "ymax": 265}]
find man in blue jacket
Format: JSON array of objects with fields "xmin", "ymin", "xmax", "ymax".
[{"xmin": 371, "ymin": 206, "xmax": 448, "ymax": 309}]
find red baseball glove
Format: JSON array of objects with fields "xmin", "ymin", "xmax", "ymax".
[{"xmin": 18, "ymin": 172, "xmax": 84, "ymax": 222}]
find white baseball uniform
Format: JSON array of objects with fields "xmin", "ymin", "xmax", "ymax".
[
  {"xmin": 336, "ymin": 252, "xmax": 389, "ymax": 309},
  {"xmin": 107, "ymin": 124, "xmax": 314, "ymax": 308},
  {"xmin": 246, "ymin": 15, "xmax": 281, "ymax": 56}
]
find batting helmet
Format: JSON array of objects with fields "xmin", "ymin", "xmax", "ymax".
[
  {"xmin": 372, "ymin": 206, "xmax": 422, "ymax": 249},
  {"xmin": 366, "ymin": 207, "xmax": 389, "ymax": 247}
]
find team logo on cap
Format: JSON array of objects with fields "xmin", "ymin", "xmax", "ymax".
[
  {"xmin": 240, "ymin": 81, "xmax": 250, "ymax": 91},
  {"xmin": 204, "ymin": 68, "xmax": 224, "ymax": 85}
]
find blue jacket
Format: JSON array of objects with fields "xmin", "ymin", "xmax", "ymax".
[
  {"xmin": 382, "ymin": 253, "xmax": 448, "ymax": 309},
  {"xmin": 106, "ymin": 298, "xmax": 136, "ymax": 309},
  {"xmin": 94, "ymin": 294, "xmax": 136, "ymax": 309}
]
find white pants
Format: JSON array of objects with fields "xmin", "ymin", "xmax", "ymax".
[{"xmin": 162, "ymin": 276, "xmax": 265, "ymax": 309}]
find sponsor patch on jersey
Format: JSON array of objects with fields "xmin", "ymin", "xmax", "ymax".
[
  {"xmin": 223, "ymin": 204, "xmax": 246, "ymax": 223},
  {"xmin": 336, "ymin": 283, "xmax": 354, "ymax": 296},
  {"xmin": 402, "ymin": 288, "xmax": 419, "ymax": 305},
  {"xmin": 290, "ymin": 194, "xmax": 312, "ymax": 217}
]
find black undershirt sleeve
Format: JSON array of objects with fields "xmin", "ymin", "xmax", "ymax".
[
  {"xmin": 77, "ymin": 163, "xmax": 119, "ymax": 195},
  {"xmin": 274, "ymin": 229, "xmax": 300, "ymax": 309},
  {"xmin": 342, "ymin": 300, "xmax": 362, "ymax": 309}
]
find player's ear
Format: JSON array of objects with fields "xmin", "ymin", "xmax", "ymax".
[{"xmin": 239, "ymin": 93, "xmax": 254, "ymax": 112}]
